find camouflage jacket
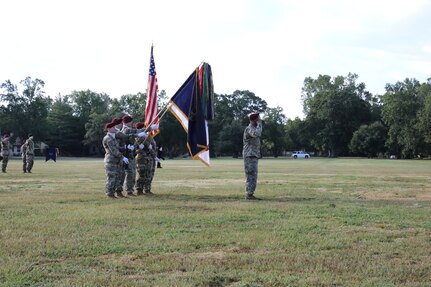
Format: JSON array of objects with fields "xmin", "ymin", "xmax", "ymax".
[
  {"xmin": 135, "ymin": 136, "xmax": 157, "ymax": 158},
  {"xmin": 120, "ymin": 126, "xmax": 138, "ymax": 159},
  {"xmin": 1, "ymin": 138, "xmax": 11, "ymax": 156},
  {"xmin": 103, "ymin": 133, "xmax": 122, "ymax": 164},
  {"xmin": 242, "ymin": 122, "xmax": 262, "ymax": 158},
  {"xmin": 21, "ymin": 142, "xmax": 28, "ymax": 157},
  {"xmin": 26, "ymin": 139, "xmax": 35, "ymax": 155}
]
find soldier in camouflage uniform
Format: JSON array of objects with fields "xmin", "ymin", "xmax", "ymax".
[
  {"xmin": 120, "ymin": 115, "xmax": 138, "ymax": 196},
  {"xmin": 113, "ymin": 117, "xmax": 148, "ymax": 197},
  {"xmin": 102, "ymin": 121, "xmax": 129, "ymax": 199},
  {"xmin": 25, "ymin": 134, "xmax": 35, "ymax": 173},
  {"xmin": 111, "ymin": 118, "xmax": 127, "ymax": 197},
  {"xmin": 21, "ymin": 139, "xmax": 28, "ymax": 173},
  {"xmin": 243, "ymin": 112, "xmax": 263, "ymax": 200},
  {"xmin": 1, "ymin": 134, "xmax": 11, "ymax": 173},
  {"xmin": 134, "ymin": 122, "xmax": 157, "ymax": 195}
]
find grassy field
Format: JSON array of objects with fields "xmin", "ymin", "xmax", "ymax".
[{"xmin": 0, "ymin": 157, "xmax": 430, "ymax": 287}]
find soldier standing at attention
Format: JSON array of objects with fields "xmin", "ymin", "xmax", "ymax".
[
  {"xmin": 1, "ymin": 133, "xmax": 11, "ymax": 173},
  {"xmin": 121, "ymin": 115, "xmax": 138, "ymax": 196},
  {"xmin": 103, "ymin": 121, "xmax": 129, "ymax": 199},
  {"xmin": 111, "ymin": 118, "xmax": 127, "ymax": 198},
  {"xmin": 243, "ymin": 112, "xmax": 263, "ymax": 200},
  {"xmin": 26, "ymin": 134, "xmax": 35, "ymax": 173},
  {"xmin": 134, "ymin": 122, "xmax": 157, "ymax": 195},
  {"xmin": 21, "ymin": 138, "xmax": 28, "ymax": 173},
  {"xmin": 113, "ymin": 117, "xmax": 146, "ymax": 197}
]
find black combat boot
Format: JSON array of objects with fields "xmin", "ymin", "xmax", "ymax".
[{"xmin": 246, "ymin": 194, "xmax": 262, "ymax": 200}]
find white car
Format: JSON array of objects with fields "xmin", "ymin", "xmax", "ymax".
[{"xmin": 291, "ymin": 151, "xmax": 310, "ymax": 159}]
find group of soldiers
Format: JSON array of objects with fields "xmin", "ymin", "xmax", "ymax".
[
  {"xmin": 0, "ymin": 133, "xmax": 35, "ymax": 173},
  {"xmin": 104, "ymin": 112, "xmax": 262, "ymax": 201},
  {"xmin": 103, "ymin": 115, "xmax": 159, "ymax": 199},
  {"xmin": 3, "ymin": 112, "xmax": 261, "ymax": 202}
]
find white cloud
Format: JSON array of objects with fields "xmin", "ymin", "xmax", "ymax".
[
  {"xmin": 423, "ymin": 44, "xmax": 431, "ymax": 53},
  {"xmin": 1, "ymin": 0, "xmax": 430, "ymax": 118}
]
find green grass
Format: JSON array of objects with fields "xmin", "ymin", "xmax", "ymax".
[{"xmin": 0, "ymin": 157, "xmax": 430, "ymax": 286}]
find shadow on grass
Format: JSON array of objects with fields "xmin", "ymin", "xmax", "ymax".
[
  {"xmin": 153, "ymin": 193, "xmax": 241, "ymax": 203},
  {"xmin": 150, "ymin": 193, "xmax": 318, "ymax": 204},
  {"xmin": 264, "ymin": 196, "xmax": 316, "ymax": 202}
]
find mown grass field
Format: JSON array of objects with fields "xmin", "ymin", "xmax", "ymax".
[{"xmin": 0, "ymin": 157, "xmax": 430, "ymax": 287}]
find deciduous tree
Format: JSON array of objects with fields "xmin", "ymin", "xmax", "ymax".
[
  {"xmin": 301, "ymin": 73, "xmax": 372, "ymax": 156},
  {"xmin": 381, "ymin": 78, "xmax": 423, "ymax": 158}
]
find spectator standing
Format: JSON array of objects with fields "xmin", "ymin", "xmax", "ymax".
[{"xmin": 156, "ymin": 145, "xmax": 165, "ymax": 168}]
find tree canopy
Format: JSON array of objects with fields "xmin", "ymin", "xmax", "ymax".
[{"xmin": 1, "ymin": 75, "xmax": 431, "ymax": 159}]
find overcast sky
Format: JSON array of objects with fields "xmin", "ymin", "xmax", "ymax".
[{"xmin": 1, "ymin": 0, "xmax": 430, "ymax": 119}]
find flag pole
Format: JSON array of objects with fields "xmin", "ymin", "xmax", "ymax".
[
  {"xmin": 144, "ymin": 101, "xmax": 171, "ymax": 131},
  {"xmin": 138, "ymin": 101, "xmax": 172, "ymax": 144}
]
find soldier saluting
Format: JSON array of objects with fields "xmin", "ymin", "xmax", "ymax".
[{"xmin": 243, "ymin": 112, "xmax": 263, "ymax": 200}]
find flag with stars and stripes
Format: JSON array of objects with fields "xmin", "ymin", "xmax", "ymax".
[{"xmin": 144, "ymin": 45, "xmax": 160, "ymax": 137}]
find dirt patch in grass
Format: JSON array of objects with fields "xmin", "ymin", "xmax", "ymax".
[
  {"xmin": 99, "ymin": 254, "xmax": 142, "ymax": 264},
  {"xmin": 316, "ymin": 187, "xmax": 343, "ymax": 193},
  {"xmin": 188, "ymin": 251, "xmax": 226, "ymax": 260},
  {"xmin": 364, "ymin": 190, "xmax": 431, "ymax": 201},
  {"xmin": 157, "ymin": 179, "xmax": 243, "ymax": 188},
  {"xmin": 99, "ymin": 251, "xmax": 228, "ymax": 263}
]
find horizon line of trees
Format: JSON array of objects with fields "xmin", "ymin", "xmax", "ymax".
[{"xmin": 1, "ymin": 74, "xmax": 431, "ymax": 159}]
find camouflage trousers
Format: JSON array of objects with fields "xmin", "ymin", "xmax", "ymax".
[
  {"xmin": 105, "ymin": 162, "xmax": 120, "ymax": 196},
  {"xmin": 26, "ymin": 155, "xmax": 34, "ymax": 172},
  {"xmin": 2, "ymin": 155, "xmax": 8, "ymax": 172},
  {"xmin": 124, "ymin": 159, "xmax": 136, "ymax": 193},
  {"xmin": 244, "ymin": 156, "xmax": 259, "ymax": 195},
  {"xmin": 135, "ymin": 155, "xmax": 155, "ymax": 193},
  {"xmin": 22, "ymin": 154, "xmax": 27, "ymax": 172},
  {"xmin": 116, "ymin": 161, "xmax": 126, "ymax": 193}
]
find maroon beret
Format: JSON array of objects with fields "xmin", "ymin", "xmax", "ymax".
[
  {"xmin": 111, "ymin": 118, "xmax": 122, "ymax": 125},
  {"xmin": 248, "ymin": 112, "xmax": 260, "ymax": 121},
  {"xmin": 122, "ymin": 115, "xmax": 133, "ymax": 123},
  {"xmin": 135, "ymin": 122, "xmax": 145, "ymax": 129},
  {"xmin": 105, "ymin": 122, "xmax": 116, "ymax": 129}
]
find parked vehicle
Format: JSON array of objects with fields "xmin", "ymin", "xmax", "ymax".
[{"xmin": 291, "ymin": 151, "xmax": 310, "ymax": 159}]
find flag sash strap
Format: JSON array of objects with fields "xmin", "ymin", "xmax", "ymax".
[
  {"xmin": 168, "ymin": 101, "xmax": 189, "ymax": 132},
  {"xmin": 169, "ymin": 101, "xmax": 210, "ymax": 165}
]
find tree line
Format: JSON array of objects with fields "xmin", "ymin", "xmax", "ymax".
[{"xmin": 1, "ymin": 74, "xmax": 430, "ymax": 159}]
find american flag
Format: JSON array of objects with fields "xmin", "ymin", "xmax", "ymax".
[{"xmin": 144, "ymin": 45, "xmax": 159, "ymax": 137}]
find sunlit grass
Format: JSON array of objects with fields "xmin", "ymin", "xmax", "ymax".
[{"xmin": 0, "ymin": 157, "xmax": 430, "ymax": 286}]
